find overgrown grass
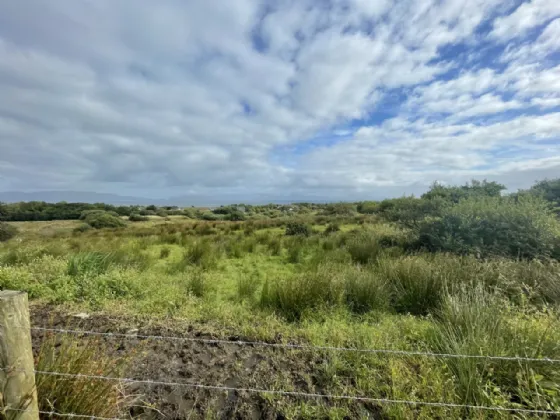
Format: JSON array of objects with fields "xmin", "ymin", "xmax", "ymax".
[
  {"xmin": 1, "ymin": 216, "xmax": 559, "ymax": 418},
  {"xmin": 34, "ymin": 333, "xmax": 132, "ymax": 418}
]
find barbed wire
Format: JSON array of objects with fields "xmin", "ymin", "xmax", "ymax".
[
  {"xmin": 31, "ymin": 326, "xmax": 560, "ymax": 364},
  {"xmin": 5, "ymin": 407, "xmax": 122, "ymax": 419},
  {"xmin": 31, "ymin": 370, "xmax": 560, "ymax": 415}
]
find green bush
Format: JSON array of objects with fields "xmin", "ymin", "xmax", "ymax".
[
  {"xmin": 226, "ymin": 210, "xmax": 246, "ymax": 221},
  {"xmin": 201, "ymin": 212, "xmax": 220, "ymax": 221},
  {"xmin": 422, "ymin": 179, "xmax": 506, "ymax": 203},
  {"xmin": 378, "ymin": 196, "xmax": 445, "ymax": 228},
  {"xmin": 324, "ymin": 223, "xmax": 340, "ymax": 234},
  {"xmin": 84, "ymin": 212, "xmax": 126, "ymax": 229},
  {"xmin": 0, "ymin": 222, "xmax": 17, "ymax": 242},
  {"xmin": 416, "ymin": 195, "xmax": 560, "ymax": 260},
  {"xmin": 285, "ymin": 222, "xmax": 311, "ymax": 236},
  {"xmin": 129, "ymin": 213, "xmax": 149, "ymax": 222},
  {"xmin": 73, "ymin": 224, "xmax": 92, "ymax": 234}
]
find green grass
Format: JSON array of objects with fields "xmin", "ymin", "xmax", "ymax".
[{"xmin": 1, "ymin": 218, "xmax": 559, "ymax": 418}]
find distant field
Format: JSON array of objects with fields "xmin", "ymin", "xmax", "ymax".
[{"xmin": 1, "ymin": 212, "xmax": 559, "ymax": 419}]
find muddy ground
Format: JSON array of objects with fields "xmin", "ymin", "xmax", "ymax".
[{"xmin": 29, "ymin": 305, "xmax": 384, "ymax": 420}]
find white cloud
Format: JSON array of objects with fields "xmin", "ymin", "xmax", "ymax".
[
  {"xmin": 0, "ymin": 0, "xmax": 559, "ymax": 202},
  {"xmin": 491, "ymin": 0, "xmax": 560, "ymax": 41}
]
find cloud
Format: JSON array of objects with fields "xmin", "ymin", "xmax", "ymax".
[
  {"xmin": 0, "ymin": 0, "xmax": 559, "ymax": 203},
  {"xmin": 490, "ymin": 0, "xmax": 560, "ymax": 40}
]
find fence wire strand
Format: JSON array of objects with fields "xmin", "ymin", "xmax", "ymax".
[
  {"xmin": 30, "ymin": 369, "xmax": 560, "ymax": 415},
  {"xmin": 31, "ymin": 326, "xmax": 560, "ymax": 364}
]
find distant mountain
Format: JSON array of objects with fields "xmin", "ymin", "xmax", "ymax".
[{"xmin": 0, "ymin": 191, "xmax": 161, "ymax": 205}]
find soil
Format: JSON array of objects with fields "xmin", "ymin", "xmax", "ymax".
[{"xmin": 29, "ymin": 304, "xmax": 385, "ymax": 420}]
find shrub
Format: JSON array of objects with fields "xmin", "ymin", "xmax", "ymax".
[
  {"xmin": 73, "ymin": 223, "xmax": 91, "ymax": 233},
  {"xmin": 0, "ymin": 222, "xmax": 17, "ymax": 242},
  {"xmin": 84, "ymin": 212, "xmax": 126, "ymax": 229},
  {"xmin": 226, "ymin": 210, "xmax": 246, "ymax": 221},
  {"xmin": 79, "ymin": 210, "xmax": 105, "ymax": 220},
  {"xmin": 378, "ymin": 196, "xmax": 445, "ymax": 228},
  {"xmin": 422, "ymin": 179, "xmax": 506, "ymax": 202},
  {"xmin": 416, "ymin": 195, "xmax": 560, "ymax": 260},
  {"xmin": 285, "ymin": 222, "xmax": 311, "ymax": 237},
  {"xmin": 129, "ymin": 213, "xmax": 149, "ymax": 222},
  {"xmin": 201, "ymin": 212, "xmax": 220, "ymax": 221},
  {"xmin": 357, "ymin": 201, "xmax": 379, "ymax": 214},
  {"xmin": 324, "ymin": 223, "xmax": 340, "ymax": 234}
]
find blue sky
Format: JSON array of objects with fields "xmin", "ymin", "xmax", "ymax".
[{"xmin": 0, "ymin": 0, "xmax": 559, "ymax": 203}]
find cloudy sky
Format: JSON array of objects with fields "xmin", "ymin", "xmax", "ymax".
[{"xmin": 0, "ymin": 0, "xmax": 559, "ymax": 204}]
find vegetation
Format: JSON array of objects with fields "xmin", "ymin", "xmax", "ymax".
[
  {"xmin": 128, "ymin": 213, "xmax": 149, "ymax": 222},
  {"xmin": 83, "ymin": 212, "xmax": 127, "ymax": 229},
  {"xmin": 0, "ymin": 222, "xmax": 17, "ymax": 242},
  {"xmin": 1, "ymin": 178, "xmax": 559, "ymax": 418}
]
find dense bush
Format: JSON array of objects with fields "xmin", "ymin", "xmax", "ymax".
[
  {"xmin": 129, "ymin": 213, "xmax": 149, "ymax": 222},
  {"xmin": 84, "ymin": 212, "xmax": 126, "ymax": 229},
  {"xmin": 226, "ymin": 210, "xmax": 246, "ymax": 221},
  {"xmin": 356, "ymin": 201, "xmax": 378, "ymax": 214},
  {"xmin": 422, "ymin": 179, "xmax": 506, "ymax": 203},
  {"xmin": 0, "ymin": 222, "xmax": 17, "ymax": 242},
  {"xmin": 201, "ymin": 212, "xmax": 220, "ymax": 221},
  {"xmin": 378, "ymin": 196, "xmax": 445, "ymax": 228},
  {"xmin": 416, "ymin": 195, "xmax": 560, "ymax": 260},
  {"xmin": 285, "ymin": 222, "xmax": 311, "ymax": 236},
  {"xmin": 324, "ymin": 222, "xmax": 340, "ymax": 234},
  {"xmin": 522, "ymin": 178, "xmax": 560, "ymax": 214}
]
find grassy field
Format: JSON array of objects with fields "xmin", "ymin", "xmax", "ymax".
[{"xmin": 1, "ymin": 216, "xmax": 560, "ymax": 419}]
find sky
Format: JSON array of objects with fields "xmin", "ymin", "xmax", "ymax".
[{"xmin": 0, "ymin": 0, "xmax": 559, "ymax": 204}]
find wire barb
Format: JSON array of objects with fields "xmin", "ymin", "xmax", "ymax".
[{"xmin": 31, "ymin": 326, "xmax": 560, "ymax": 363}]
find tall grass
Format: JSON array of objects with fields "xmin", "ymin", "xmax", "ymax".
[
  {"xmin": 376, "ymin": 256, "xmax": 449, "ymax": 315},
  {"xmin": 34, "ymin": 333, "xmax": 131, "ymax": 418},
  {"xmin": 260, "ymin": 265, "xmax": 344, "ymax": 321},
  {"xmin": 344, "ymin": 268, "xmax": 391, "ymax": 314},
  {"xmin": 347, "ymin": 231, "xmax": 383, "ymax": 264}
]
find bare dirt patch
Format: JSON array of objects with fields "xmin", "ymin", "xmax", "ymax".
[{"xmin": 29, "ymin": 305, "xmax": 384, "ymax": 419}]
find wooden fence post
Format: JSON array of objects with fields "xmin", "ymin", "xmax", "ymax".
[{"xmin": 0, "ymin": 291, "xmax": 39, "ymax": 420}]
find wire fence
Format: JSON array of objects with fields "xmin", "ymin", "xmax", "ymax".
[
  {"xmin": 8, "ymin": 323, "xmax": 560, "ymax": 418},
  {"xmin": 31, "ymin": 325, "xmax": 560, "ymax": 363},
  {"xmin": 4, "ymin": 368, "xmax": 560, "ymax": 417}
]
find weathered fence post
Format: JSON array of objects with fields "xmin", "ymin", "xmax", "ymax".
[{"xmin": 0, "ymin": 291, "xmax": 39, "ymax": 420}]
